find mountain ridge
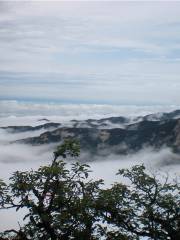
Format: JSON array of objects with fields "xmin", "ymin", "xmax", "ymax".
[
  {"xmin": 15, "ymin": 119, "xmax": 180, "ymax": 157},
  {"xmin": 2, "ymin": 109, "xmax": 180, "ymax": 160}
]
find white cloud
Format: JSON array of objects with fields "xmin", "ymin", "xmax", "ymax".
[
  {"xmin": 1, "ymin": 1, "xmax": 180, "ymax": 104},
  {"xmin": 0, "ymin": 100, "xmax": 179, "ymax": 122},
  {"xmin": 1, "ymin": 1, "xmax": 180, "ymax": 67}
]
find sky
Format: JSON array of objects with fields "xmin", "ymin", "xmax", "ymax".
[{"xmin": 1, "ymin": 1, "xmax": 180, "ymax": 105}]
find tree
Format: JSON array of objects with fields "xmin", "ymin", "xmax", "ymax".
[
  {"xmin": 0, "ymin": 140, "xmax": 179, "ymax": 240},
  {"xmin": 97, "ymin": 165, "xmax": 180, "ymax": 240},
  {"xmin": 0, "ymin": 140, "xmax": 104, "ymax": 240}
]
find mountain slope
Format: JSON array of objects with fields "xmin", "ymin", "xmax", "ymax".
[
  {"xmin": 15, "ymin": 119, "xmax": 180, "ymax": 156},
  {"xmin": 1, "ymin": 122, "xmax": 61, "ymax": 133}
]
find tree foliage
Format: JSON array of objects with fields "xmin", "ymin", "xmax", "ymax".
[
  {"xmin": 0, "ymin": 140, "xmax": 179, "ymax": 240},
  {"xmin": 98, "ymin": 165, "xmax": 180, "ymax": 240}
]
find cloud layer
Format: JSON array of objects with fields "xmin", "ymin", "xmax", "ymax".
[
  {"xmin": 1, "ymin": 1, "xmax": 180, "ymax": 104},
  {"xmin": 0, "ymin": 100, "xmax": 179, "ymax": 122}
]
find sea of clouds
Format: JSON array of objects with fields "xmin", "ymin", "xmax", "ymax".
[
  {"xmin": 1, "ymin": 100, "xmax": 180, "ymax": 120},
  {"xmin": 0, "ymin": 100, "xmax": 180, "ymax": 231}
]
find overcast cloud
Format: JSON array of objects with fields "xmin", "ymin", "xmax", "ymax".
[
  {"xmin": 0, "ymin": 100, "xmax": 179, "ymax": 125},
  {"xmin": 0, "ymin": 1, "xmax": 180, "ymax": 104}
]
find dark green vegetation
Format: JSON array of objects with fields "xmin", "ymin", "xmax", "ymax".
[{"xmin": 0, "ymin": 140, "xmax": 179, "ymax": 240}]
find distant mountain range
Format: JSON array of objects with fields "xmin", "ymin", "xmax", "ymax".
[
  {"xmin": 1, "ymin": 122, "xmax": 61, "ymax": 133},
  {"xmin": 2, "ymin": 109, "xmax": 180, "ymax": 158}
]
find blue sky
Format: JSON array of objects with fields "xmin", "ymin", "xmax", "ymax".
[{"xmin": 0, "ymin": 1, "xmax": 180, "ymax": 105}]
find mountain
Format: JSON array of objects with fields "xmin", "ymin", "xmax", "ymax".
[
  {"xmin": 1, "ymin": 122, "xmax": 61, "ymax": 133},
  {"xmin": 3, "ymin": 109, "xmax": 180, "ymax": 159},
  {"xmin": 15, "ymin": 118, "xmax": 180, "ymax": 156},
  {"xmin": 2, "ymin": 109, "xmax": 180, "ymax": 133},
  {"xmin": 70, "ymin": 109, "xmax": 180, "ymax": 129},
  {"xmin": 134, "ymin": 109, "xmax": 180, "ymax": 122}
]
